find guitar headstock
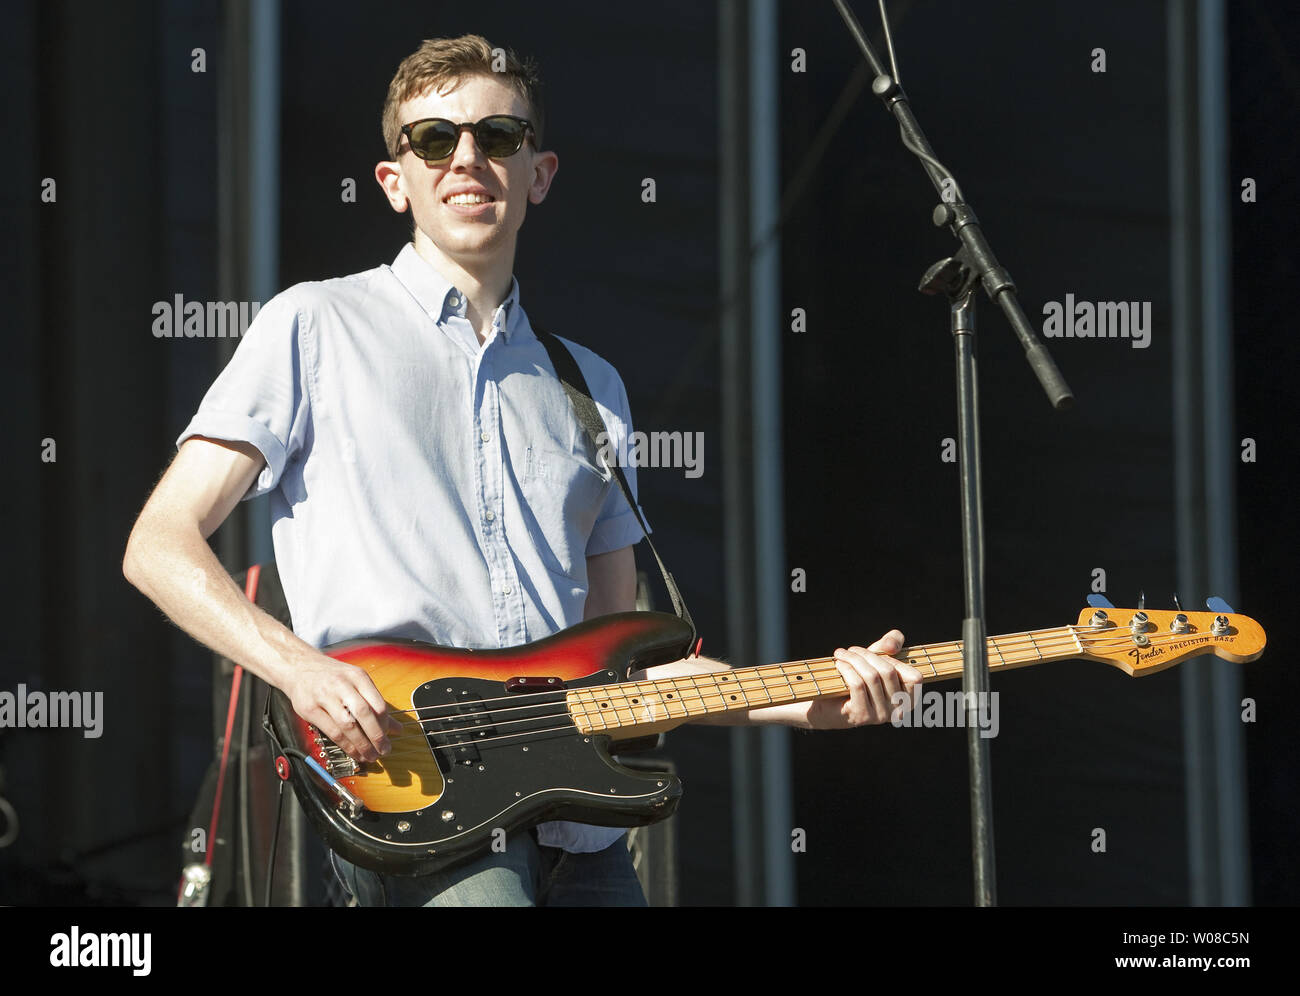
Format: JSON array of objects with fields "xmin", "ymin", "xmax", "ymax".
[{"xmin": 1074, "ymin": 598, "xmax": 1266, "ymax": 676}]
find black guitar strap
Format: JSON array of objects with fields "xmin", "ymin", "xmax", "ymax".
[{"xmin": 535, "ymin": 328, "xmax": 696, "ymax": 644}]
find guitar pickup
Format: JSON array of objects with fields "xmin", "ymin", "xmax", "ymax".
[
  {"xmin": 419, "ymin": 692, "xmax": 498, "ymax": 770},
  {"xmin": 505, "ymin": 676, "xmax": 566, "ymax": 692}
]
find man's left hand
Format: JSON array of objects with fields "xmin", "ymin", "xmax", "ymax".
[{"xmin": 804, "ymin": 630, "xmax": 924, "ymax": 730}]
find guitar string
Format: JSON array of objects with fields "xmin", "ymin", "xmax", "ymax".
[
  {"xmin": 405, "ymin": 617, "xmax": 1224, "ymax": 719},
  {"xmin": 361, "ymin": 627, "xmax": 1224, "ymax": 750},
  {"xmin": 366, "ymin": 648, "xmax": 1162, "ymax": 754},
  {"xmin": 358, "ymin": 623, "xmax": 1100, "ymax": 720},
  {"xmin": 375, "ymin": 627, "xmax": 1228, "ymax": 746},
  {"xmin": 374, "ymin": 622, "xmax": 1161, "ymax": 753},
  {"xmin": 395, "ymin": 721, "xmax": 584, "ymax": 753},
  {"xmin": 376, "ymin": 623, "xmax": 1217, "ymax": 728},
  {"xmin": 372, "ymin": 626, "xmax": 1105, "ymax": 721}
]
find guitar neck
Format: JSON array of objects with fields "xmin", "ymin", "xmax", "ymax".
[{"xmin": 567, "ymin": 625, "xmax": 1084, "ymax": 737}]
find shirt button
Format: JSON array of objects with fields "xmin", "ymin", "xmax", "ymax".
[
  {"xmin": 485, "ymin": 511, "xmax": 495, "ymax": 521},
  {"xmin": 448, "ymin": 295, "xmax": 460, "ymax": 307},
  {"xmin": 502, "ymin": 585, "xmax": 512, "ymax": 595},
  {"xmin": 480, "ymin": 431, "xmax": 490, "ymax": 442}
]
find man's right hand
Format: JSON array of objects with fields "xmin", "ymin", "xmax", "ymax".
[{"xmin": 283, "ymin": 652, "xmax": 404, "ymax": 763}]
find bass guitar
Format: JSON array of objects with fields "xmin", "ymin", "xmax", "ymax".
[{"xmin": 265, "ymin": 601, "xmax": 1265, "ymax": 877}]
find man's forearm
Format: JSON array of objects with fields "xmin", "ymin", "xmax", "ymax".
[{"xmin": 123, "ymin": 515, "xmax": 314, "ymax": 692}]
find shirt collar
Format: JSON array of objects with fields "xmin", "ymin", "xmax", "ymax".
[{"xmin": 390, "ymin": 243, "xmax": 531, "ymax": 344}]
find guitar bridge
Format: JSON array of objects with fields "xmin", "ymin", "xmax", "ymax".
[
  {"xmin": 312, "ymin": 731, "xmax": 360, "ymax": 777},
  {"xmin": 302, "ymin": 727, "xmax": 365, "ymax": 818}
]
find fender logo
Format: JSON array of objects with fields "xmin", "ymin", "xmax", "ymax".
[{"xmin": 1129, "ymin": 633, "xmax": 1233, "ymax": 664}]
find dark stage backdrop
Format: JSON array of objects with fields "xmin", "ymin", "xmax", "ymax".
[
  {"xmin": 782, "ymin": 0, "xmax": 1298, "ymax": 905},
  {"xmin": 1227, "ymin": 0, "xmax": 1300, "ymax": 908},
  {"xmin": 0, "ymin": 0, "xmax": 1294, "ymax": 907}
]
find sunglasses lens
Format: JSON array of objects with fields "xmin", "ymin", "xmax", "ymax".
[
  {"xmin": 408, "ymin": 120, "xmax": 459, "ymax": 160},
  {"xmin": 404, "ymin": 117, "xmax": 530, "ymax": 161},
  {"xmin": 476, "ymin": 117, "xmax": 527, "ymax": 158}
]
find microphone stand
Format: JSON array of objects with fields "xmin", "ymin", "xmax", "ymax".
[{"xmin": 832, "ymin": 0, "xmax": 1074, "ymax": 907}]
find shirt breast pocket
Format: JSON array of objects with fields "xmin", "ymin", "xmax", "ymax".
[{"xmin": 521, "ymin": 442, "xmax": 611, "ymax": 580}]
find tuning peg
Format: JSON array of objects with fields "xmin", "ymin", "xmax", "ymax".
[
  {"xmin": 1138, "ymin": 590, "xmax": 1145, "ymax": 611},
  {"xmin": 1087, "ymin": 594, "xmax": 1115, "ymax": 609},
  {"xmin": 1206, "ymin": 596, "xmax": 1236, "ymax": 614}
]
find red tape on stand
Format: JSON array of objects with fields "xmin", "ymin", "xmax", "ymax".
[{"xmin": 204, "ymin": 564, "xmax": 260, "ymax": 868}]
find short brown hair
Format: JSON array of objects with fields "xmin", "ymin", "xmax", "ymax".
[{"xmin": 381, "ymin": 35, "xmax": 545, "ymax": 159}]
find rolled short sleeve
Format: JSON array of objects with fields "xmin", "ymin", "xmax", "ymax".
[
  {"xmin": 586, "ymin": 369, "xmax": 651, "ymax": 557},
  {"xmin": 174, "ymin": 289, "xmax": 312, "ymax": 500}
]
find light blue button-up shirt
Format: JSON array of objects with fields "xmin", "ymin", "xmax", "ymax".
[{"xmin": 177, "ymin": 243, "xmax": 647, "ymax": 853}]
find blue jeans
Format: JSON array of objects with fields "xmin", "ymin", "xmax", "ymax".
[{"xmin": 329, "ymin": 829, "xmax": 647, "ymax": 907}]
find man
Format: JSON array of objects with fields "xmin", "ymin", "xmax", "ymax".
[{"xmin": 123, "ymin": 34, "xmax": 922, "ymax": 906}]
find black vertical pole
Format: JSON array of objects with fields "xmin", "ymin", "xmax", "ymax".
[{"xmin": 1168, "ymin": 0, "xmax": 1249, "ymax": 906}]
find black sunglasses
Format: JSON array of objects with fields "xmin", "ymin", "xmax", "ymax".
[{"xmin": 396, "ymin": 115, "xmax": 535, "ymax": 162}]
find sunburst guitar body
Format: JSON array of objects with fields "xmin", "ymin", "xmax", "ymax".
[{"xmin": 267, "ymin": 612, "xmax": 694, "ymax": 877}]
